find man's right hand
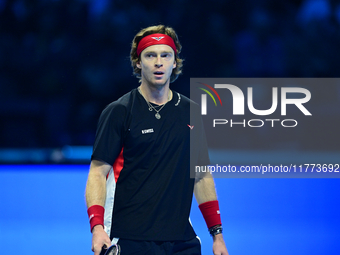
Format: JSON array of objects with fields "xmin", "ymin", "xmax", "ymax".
[{"xmin": 91, "ymin": 225, "xmax": 112, "ymax": 255}]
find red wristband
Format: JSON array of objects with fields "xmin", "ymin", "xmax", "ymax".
[
  {"xmin": 198, "ymin": 200, "xmax": 222, "ymax": 229},
  {"xmin": 87, "ymin": 205, "xmax": 104, "ymax": 232}
]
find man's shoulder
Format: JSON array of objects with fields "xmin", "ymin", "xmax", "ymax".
[
  {"xmin": 108, "ymin": 89, "xmax": 136, "ymax": 107},
  {"xmin": 100, "ymin": 89, "xmax": 137, "ymax": 119},
  {"xmin": 104, "ymin": 89, "xmax": 136, "ymax": 110},
  {"xmin": 175, "ymin": 92, "xmax": 200, "ymax": 109}
]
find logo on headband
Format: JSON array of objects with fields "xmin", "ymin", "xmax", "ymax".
[
  {"xmin": 137, "ymin": 34, "xmax": 177, "ymax": 56},
  {"xmin": 151, "ymin": 36, "xmax": 165, "ymax": 41}
]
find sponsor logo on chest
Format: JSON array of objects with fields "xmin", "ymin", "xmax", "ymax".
[{"xmin": 141, "ymin": 128, "xmax": 154, "ymax": 134}]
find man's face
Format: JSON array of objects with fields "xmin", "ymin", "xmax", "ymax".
[{"xmin": 137, "ymin": 44, "xmax": 176, "ymax": 88}]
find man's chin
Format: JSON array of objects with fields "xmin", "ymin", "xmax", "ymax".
[{"xmin": 150, "ymin": 80, "xmax": 169, "ymax": 88}]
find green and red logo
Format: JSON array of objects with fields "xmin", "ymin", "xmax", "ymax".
[{"xmin": 198, "ymin": 83, "xmax": 223, "ymax": 115}]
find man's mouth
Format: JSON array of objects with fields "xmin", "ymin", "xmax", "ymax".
[{"xmin": 154, "ymin": 71, "xmax": 164, "ymax": 77}]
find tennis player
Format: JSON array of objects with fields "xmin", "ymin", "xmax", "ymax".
[{"xmin": 85, "ymin": 25, "xmax": 229, "ymax": 255}]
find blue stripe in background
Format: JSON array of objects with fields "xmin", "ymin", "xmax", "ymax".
[{"xmin": 1, "ymin": 165, "xmax": 339, "ymax": 255}]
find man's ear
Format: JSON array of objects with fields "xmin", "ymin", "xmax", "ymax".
[
  {"xmin": 136, "ymin": 61, "xmax": 141, "ymax": 69},
  {"xmin": 173, "ymin": 60, "xmax": 176, "ymax": 69}
]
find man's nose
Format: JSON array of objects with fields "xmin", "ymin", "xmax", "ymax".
[{"xmin": 155, "ymin": 56, "xmax": 163, "ymax": 67}]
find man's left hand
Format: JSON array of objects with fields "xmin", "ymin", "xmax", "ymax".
[{"xmin": 212, "ymin": 233, "xmax": 229, "ymax": 255}]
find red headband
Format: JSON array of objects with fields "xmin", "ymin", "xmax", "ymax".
[{"xmin": 137, "ymin": 33, "xmax": 177, "ymax": 56}]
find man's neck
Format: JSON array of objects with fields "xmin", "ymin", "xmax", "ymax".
[{"xmin": 139, "ymin": 83, "xmax": 172, "ymax": 105}]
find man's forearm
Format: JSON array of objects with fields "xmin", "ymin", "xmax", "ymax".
[
  {"xmin": 194, "ymin": 172, "xmax": 229, "ymax": 254},
  {"xmin": 194, "ymin": 171, "xmax": 217, "ymax": 204},
  {"xmin": 85, "ymin": 160, "xmax": 111, "ymax": 208}
]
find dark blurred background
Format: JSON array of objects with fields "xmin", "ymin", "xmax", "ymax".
[
  {"xmin": 1, "ymin": 0, "xmax": 340, "ymax": 162},
  {"xmin": 1, "ymin": 2, "xmax": 340, "ymax": 254}
]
